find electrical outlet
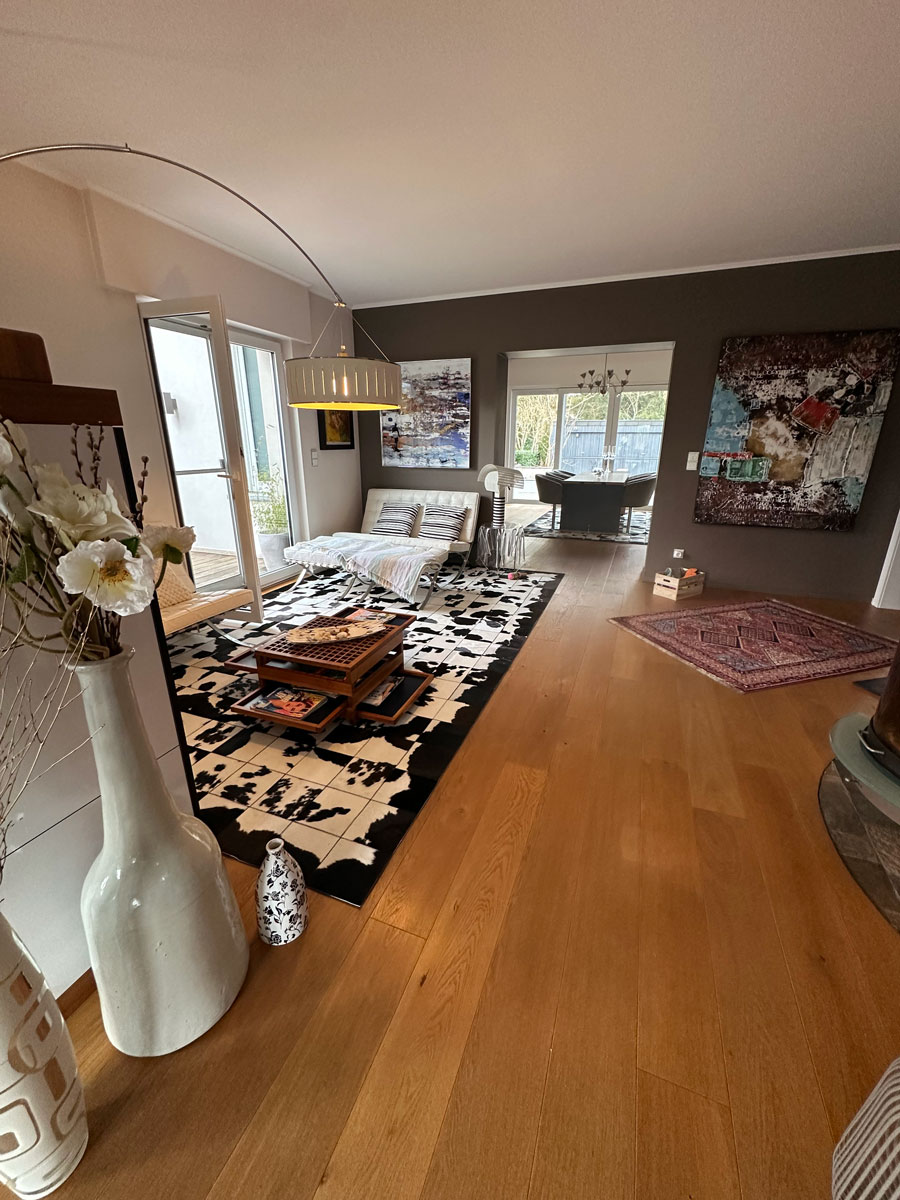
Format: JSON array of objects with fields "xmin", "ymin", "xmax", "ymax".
[
  {"xmin": 686, "ymin": 451, "xmax": 699, "ymax": 470},
  {"xmin": 673, "ymin": 548, "xmax": 684, "ymax": 559}
]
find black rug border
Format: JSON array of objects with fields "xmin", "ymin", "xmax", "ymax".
[{"xmin": 180, "ymin": 568, "xmax": 563, "ymax": 908}]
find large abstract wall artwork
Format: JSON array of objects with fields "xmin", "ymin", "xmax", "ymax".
[
  {"xmin": 694, "ymin": 329, "xmax": 900, "ymax": 530},
  {"xmin": 381, "ymin": 358, "xmax": 471, "ymax": 468}
]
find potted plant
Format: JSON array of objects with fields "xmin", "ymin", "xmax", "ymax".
[
  {"xmin": 251, "ymin": 466, "xmax": 291, "ymax": 571},
  {"xmin": 0, "ymin": 419, "xmax": 249, "ymax": 1075}
]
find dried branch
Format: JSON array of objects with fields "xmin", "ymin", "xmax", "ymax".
[{"xmin": 70, "ymin": 424, "xmax": 88, "ymax": 486}]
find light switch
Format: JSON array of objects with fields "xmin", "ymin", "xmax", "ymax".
[
  {"xmin": 686, "ymin": 451, "xmax": 699, "ymax": 470},
  {"xmin": 310, "ymin": 450, "xmax": 319, "ymax": 467}
]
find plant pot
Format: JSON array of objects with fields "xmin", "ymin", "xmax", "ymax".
[
  {"xmin": 257, "ymin": 532, "xmax": 291, "ymax": 572},
  {"xmin": 75, "ymin": 647, "xmax": 249, "ymax": 1057},
  {"xmin": 0, "ymin": 914, "xmax": 88, "ymax": 1197}
]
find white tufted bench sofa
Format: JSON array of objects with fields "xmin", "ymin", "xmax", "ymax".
[
  {"xmin": 356, "ymin": 488, "xmax": 480, "ymax": 553},
  {"xmin": 284, "ymin": 488, "xmax": 481, "ymax": 606}
]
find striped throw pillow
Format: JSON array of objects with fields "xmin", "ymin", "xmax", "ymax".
[
  {"xmin": 371, "ymin": 502, "xmax": 421, "ymax": 536},
  {"xmin": 418, "ymin": 505, "xmax": 467, "ymax": 542}
]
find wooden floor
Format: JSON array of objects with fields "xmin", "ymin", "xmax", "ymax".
[
  {"xmin": 62, "ymin": 536, "xmax": 900, "ymax": 1200},
  {"xmin": 191, "ymin": 547, "xmax": 267, "ymax": 588}
]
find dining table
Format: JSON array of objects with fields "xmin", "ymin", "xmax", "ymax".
[{"xmin": 559, "ymin": 470, "xmax": 630, "ymax": 533}]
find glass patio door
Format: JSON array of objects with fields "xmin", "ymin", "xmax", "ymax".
[
  {"xmin": 140, "ymin": 296, "xmax": 262, "ymax": 617},
  {"xmin": 229, "ymin": 331, "xmax": 297, "ymax": 586}
]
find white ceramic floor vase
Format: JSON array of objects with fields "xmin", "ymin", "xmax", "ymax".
[
  {"xmin": 256, "ymin": 838, "xmax": 309, "ymax": 946},
  {"xmin": 76, "ymin": 647, "xmax": 249, "ymax": 1057},
  {"xmin": 0, "ymin": 914, "xmax": 88, "ymax": 1198}
]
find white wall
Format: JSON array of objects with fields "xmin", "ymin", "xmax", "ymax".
[
  {"xmin": 874, "ymin": 508, "xmax": 900, "ymax": 609},
  {"xmin": 289, "ymin": 292, "xmax": 363, "ymax": 537},
  {"xmin": 0, "ymin": 164, "xmax": 363, "ymax": 992},
  {"xmin": 86, "ymin": 190, "xmax": 312, "ymax": 345},
  {"xmin": 507, "ymin": 348, "xmax": 673, "ymax": 390}
]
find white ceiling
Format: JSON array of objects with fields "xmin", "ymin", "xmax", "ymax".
[{"xmin": 2, "ymin": 0, "xmax": 899, "ymax": 306}]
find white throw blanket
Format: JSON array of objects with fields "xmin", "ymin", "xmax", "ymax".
[
  {"xmin": 346, "ymin": 541, "xmax": 450, "ymax": 605},
  {"xmin": 284, "ymin": 535, "xmax": 371, "ymax": 570}
]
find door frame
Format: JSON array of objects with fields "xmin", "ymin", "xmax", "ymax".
[
  {"xmin": 139, "ymin": 295, "xmax": 263, "ymax": 618},
  {"xmin": 227, "ymin": 325, "xmax": 307, "ymax": 586}
]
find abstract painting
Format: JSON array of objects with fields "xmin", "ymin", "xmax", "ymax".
[
  {"xmin": 694, "ymin": 329, "xmax": 900, "ymax": 529},
  {"xmin": 381, "ymin": 358, "xmax": 471, "ymax": 468},
  {"xmin": 317, "ymin": 408, "xmax": 354, "ymax": 450}
]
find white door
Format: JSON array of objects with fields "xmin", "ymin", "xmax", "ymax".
[
  {"xmin": 228, "ymin": 329, "xmax": 304, "ymax": 587},
  {"xmin": 140, "ymin": 296, "xmax": 263, "ymax": 619}
]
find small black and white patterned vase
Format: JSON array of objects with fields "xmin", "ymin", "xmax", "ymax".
[{"xmin": 256, "ymin": 838, "xmax": 309, "ymax": 946}]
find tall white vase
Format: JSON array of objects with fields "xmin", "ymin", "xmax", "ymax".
[
  {"xmin": 0, "ymin": 914, "xmax": 88, "ymax": 1198},
  {"xmin": 76, "ymin": 647, "xmax": 249, "ymax": 1057}
]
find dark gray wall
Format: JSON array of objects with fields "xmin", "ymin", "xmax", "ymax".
[{"xmin": 354, "ymin": 252, "xmax": 900, "ymax": 600}]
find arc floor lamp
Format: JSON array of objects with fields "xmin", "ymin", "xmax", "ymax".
[{"xmin": 0, "ymin": 141, "xmax": 401, "ymax": 412}]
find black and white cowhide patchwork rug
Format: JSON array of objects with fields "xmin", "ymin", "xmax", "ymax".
[
  {"xmin": 522, "ymin": 508, "xmax": 651, "ymax": 544},
  {"xmin": 167, "ymin": 567, "xmax": 562, "ymax": 907}
]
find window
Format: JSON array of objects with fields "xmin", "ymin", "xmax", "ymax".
[{"xmin": 508, "ymin": 387, "xmax": 668, "ymax": 499}]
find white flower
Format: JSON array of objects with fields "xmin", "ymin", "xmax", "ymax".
[
  {"xmin": 28, "ymin": 467, "xmax": 137, "ymax": 547},
  {"xmin": 0, "ymin": 437, "xmax": 13, "ymax": 471},
  {"xmin": 142, "ymin": 524, "xmax": 196, "ymax": 561},
  {"xmin": 56, "ymin": 539, "xmax": 156, "ymax": 617}
]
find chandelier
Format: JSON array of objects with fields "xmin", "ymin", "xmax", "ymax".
[
  {"xmin": 577, "ymin": 354, "xmax": 631, "ymax": 396},
  {"xmin": 0, "ymin": 142, "xmax": 401, "ymax": 411}
]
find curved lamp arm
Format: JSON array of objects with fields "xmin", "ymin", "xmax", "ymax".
[{"xmin": 0, "ymin": 141, "xmax": 347, "ymax": 306}]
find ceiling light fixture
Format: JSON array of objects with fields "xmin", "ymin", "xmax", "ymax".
[
  {"xmin": 577, "ymin": 354, "xmax": 631, "ymax": 396},
  {"xmin": 0, "ymin": 142, "xmax": 401, "ymax": 411}
]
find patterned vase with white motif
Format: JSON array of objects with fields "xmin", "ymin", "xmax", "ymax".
[
  {"xmin": 256, "ymin": 838, "xmax": 309, "ymax": 946},
  {"xmin": 0, "ymin": 914, "xmax": 88, "ymax": 1198}
]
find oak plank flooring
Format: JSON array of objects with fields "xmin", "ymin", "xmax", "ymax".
[
  {"xmin": 694, "ymin": 807, "xmax": 834, "ymax": 1199},
  {"xmin": 311, "ymin": 762, "xmax": 547, "ymax": 1200},
  {"xmin": 527, "ymin": 752, "xmax": 643, "ymax": 1200},
  {"xmin": 62, "ymin": 534, "xmax": 900, "ymax": 1199},
  {"xmin": 638, "ymin": 759, "xmax": 729, "ymax": 1105},
  {"xmin": 206, "ymin": 919, "xmax": 423, "ymax": 1200},
  {"xmin": 736, "ymin": 763, "xmax": 893, "ymax": 1137},
  {"xmin": 636, "ymin": 1070, "xmax": 741, "ymax": 1200},
  {"xmin": 417, "ymin": 746, "xmax": 588, "ymax": 1200}
]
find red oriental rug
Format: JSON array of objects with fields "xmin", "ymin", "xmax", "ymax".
[{"xmin": 610, "ymin": 599, "xmax": 896, "ymax": 692}]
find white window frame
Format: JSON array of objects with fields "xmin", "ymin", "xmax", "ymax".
[
  {"xmin": 506, "ymin": 385, "xmax": 668, "ymax": 483},
  {"xmin": 140, "ymin": 295, "xmax": 264, "ymax": 618},
  {"xmin": 226, "ymin": 326, "xmax": 307, "ymax": 585}
]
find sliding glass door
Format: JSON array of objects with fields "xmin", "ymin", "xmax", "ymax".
[{"xmin": 508, "ymin": 387, "xmax": 668, "ymax": 500}]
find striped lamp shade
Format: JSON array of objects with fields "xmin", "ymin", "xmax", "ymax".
[
  {"xmin": 286, "ymin": 355, "xmax": 401, "ymax": 411},
  {"xmin": 833, "ymin": 1057, "xmax": 900, "ymax": 1198}
]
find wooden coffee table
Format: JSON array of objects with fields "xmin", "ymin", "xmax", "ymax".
[{"xmin": 224, "ymin": 606, "xmax": 433, "ymax": 733}]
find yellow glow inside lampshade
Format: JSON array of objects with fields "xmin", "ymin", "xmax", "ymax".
[{"xmin": 285, "ymin": 354, "xmax": 402, "ymax": 411}]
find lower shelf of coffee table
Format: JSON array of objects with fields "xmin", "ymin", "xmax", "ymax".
[
  {"xmin": 229, "ymin": 689, "xmax": 346, "ymax": 733},
  {"xmin": 228, "ymin": 668, "xmax": 434, "ymax": 732},
  {"xmin": 353, "ymin": 669, "xmax": 433, "ymax": 724}
]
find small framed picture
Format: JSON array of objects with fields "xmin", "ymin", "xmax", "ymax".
[{"xmin": 317, "ymin": 409, "xmax": 355, "ymax": 450}]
